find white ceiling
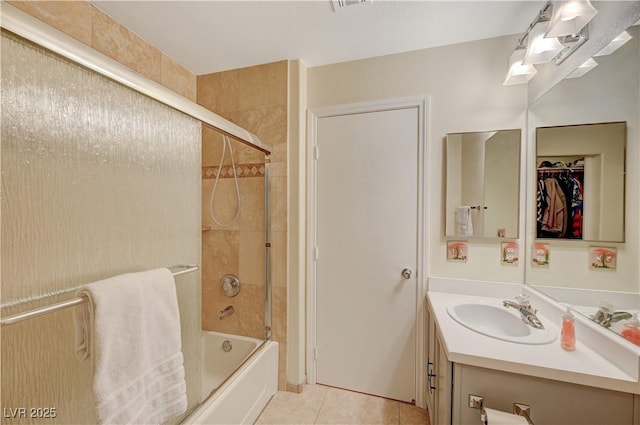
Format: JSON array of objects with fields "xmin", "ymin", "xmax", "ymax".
[{"xmin": 91, "ymin": 0, "xmax": 546, "ymax": 75}]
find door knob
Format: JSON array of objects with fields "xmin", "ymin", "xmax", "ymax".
[{"xmin": 401, "ymin": 268, "xmax": 413, "ymax": 279}]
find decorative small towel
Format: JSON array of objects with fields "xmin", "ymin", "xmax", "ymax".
[
  {"xmin": 456, "ymin": 206, "xmax": 474, "ymax": 236},
  {"xmin": 73, "ymin": 268, "xmax": 187, "ymax": 425}
]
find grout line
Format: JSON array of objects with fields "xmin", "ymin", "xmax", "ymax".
[{"xmin": 313, "ymin": 385, "xmax": 330, "ymax": 425}]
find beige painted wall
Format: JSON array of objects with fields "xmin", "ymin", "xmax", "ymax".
[
  {"xmin": 527, "ymin": 25, "xmax": 639, "ymax": 293},
  {"xmin": 307, "ymin": 34, "xmax": 528, "ymax": 284}
]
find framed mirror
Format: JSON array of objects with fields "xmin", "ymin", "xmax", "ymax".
[
  {"xmin": 445, "ymin": 129, "xmax": 520, "ymax": 239},
  {"xmin": 536, "ymin": 121, "xmax": 626, "ymax": 242},
  {"xmin": 526, "ymin": 20, "xmax": 639, "ymax": 342}
]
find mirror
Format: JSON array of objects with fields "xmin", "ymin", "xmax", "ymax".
[
  {"xmin": 526, "ymin": 21, "xmax": 639, "ymax": 342},
  {"xmin": 536, "ymin": 121, "xmax": 626, "ymax": 242},
  {"xmin": 445, "ymin": 129, "xmax": 520, "ymax": 239}
]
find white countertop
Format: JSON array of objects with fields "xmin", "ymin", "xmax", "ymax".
[{"xmin": 427, "ymin": 287, "xmax": 640, "ymax": 395}]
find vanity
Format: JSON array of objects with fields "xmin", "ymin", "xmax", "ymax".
[
  {"xmin": 425, "ymin": 279, "xmax": 640, "ymax": 425},
  {"xmin": 435, "ymin": 3, "xmax": 640, "ymax": 424}
]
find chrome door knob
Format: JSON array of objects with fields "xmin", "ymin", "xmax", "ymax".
[{"xmin": 401, "ymin": 268, "xmax": 413, "ymax": 279}]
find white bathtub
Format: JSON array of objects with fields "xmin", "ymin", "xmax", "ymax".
[{"xmin": 183, "ymin": 331, "xmax": 278, "ymax": 425}]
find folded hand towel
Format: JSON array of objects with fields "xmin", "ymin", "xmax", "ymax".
[
  {"xmin": 74, "ymin": 268, "xmax": 187, "ymax": 425},
  {"xmin": 456, "ymin": 206, "xmax": 474, "ymax": 236}
]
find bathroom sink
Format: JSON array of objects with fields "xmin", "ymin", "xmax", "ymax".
[{"xmin": 446, "ymin": 302, "xmax": 556, "ymax": 345}]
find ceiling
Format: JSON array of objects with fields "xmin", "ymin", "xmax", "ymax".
[{"xmin": 91, "ymin": 0, "xmax": 546, "ymax": 76}]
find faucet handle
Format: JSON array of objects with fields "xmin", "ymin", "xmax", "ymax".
[{"xmin": 515, "ymin": 294, "xmax": 530, "ymax": 306}]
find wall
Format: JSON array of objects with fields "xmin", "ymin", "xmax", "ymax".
[
  {"xmin": 197, "ymin": 61, "xmax": 289, "ymax": 390},
  {"xmin": 7, "ymin": 0, "xmax": 196, "ymax": 101},
  {"xmin": 307, "ymin": 34, "xmax": 528, "ymax": 284},
  {"xmin": 527, "ymin": 25, "xmax": 639, "ymax": 293}
]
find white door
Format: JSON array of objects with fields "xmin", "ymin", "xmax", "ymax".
[{"xmin": 313, "ymin": 104, "xmax": 422, "ymax": 403}]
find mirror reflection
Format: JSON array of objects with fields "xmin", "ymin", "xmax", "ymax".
[
  {"xmin": 536, "ymin": 122, "xmax": 626, "ymax": 242},
  {"xmin": 445, "ymin": 129, "xmax": 520, "ymax": 239},
  {"xmin": 526, "ymin": 22, "xmax": 639, "ymax": 343}
]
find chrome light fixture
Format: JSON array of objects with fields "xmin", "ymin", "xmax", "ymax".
[
  {"xmin": 565, "ymin": 58, "xmax": 598, "ymax": 78},
  {"xmin": 503, "ymin": 0, "xmax": 598, "ymax": 85},
  {"xmin": 546, "ymin": 0, "xmax": 598, "ymax": 38},
  {"xmin": 594, "ymin": 30, "xmax": 632, "ymax": 57},
  {"xmin": 503, "ymin": 49, "xmax": 538, "ymax": 86},
  {"xmin": 523, "ymin": 21, "xmax": 565, "ymax": 64}
]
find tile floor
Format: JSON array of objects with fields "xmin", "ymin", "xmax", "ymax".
[{"xmin": 255, "ymin": 384, "xmax": 431, "ymax": 425}]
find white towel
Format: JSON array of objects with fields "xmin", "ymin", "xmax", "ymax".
[
  {"xmin": 456, "ymin": 206, "xmax": 474, "ymax": 236},
  {"xmin": 74, "ymin": 268, "xmax": 187, "ymax": 425}
]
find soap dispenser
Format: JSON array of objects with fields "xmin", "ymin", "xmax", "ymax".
[
  {"xmin": 620, "ymin": 314, "xmax": 640, "ymax": 346},
  {"xmin": 560, "ymin": 308, "xmax": 576, "ymax": 351}
]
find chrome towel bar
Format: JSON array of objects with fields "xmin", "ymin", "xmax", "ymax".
[{"xmin": 0, "ymin": 264, "xmax": 199, "ymax": 327}]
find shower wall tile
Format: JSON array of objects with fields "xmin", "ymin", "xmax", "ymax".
[
  {"xmin": 237, "ymin": 61, "xmax": 288, "ymax": 111},
  {"xmin": 11, "ymin": 0, "xmax": 197, "ymax": 101},
  {"xmin": 161, "ymin": 55, "xmax": 197, "ymax": 102},
  {"xmin": 92, "ymin": 8, "xmax": 162, "ymax": 84},
  {"xmin": 240, "ymin": 231, "xmax": 266, "ymax": 287},
  {"xmin": 238, "ymin": 178, "xmax": 266, "ymax": 232},
  {"xmin": 278, "ymin": 342, "xmax": 288, "ymax": 391},
  {"xmin": 198, "ymin": 59, "xmax": 288, "ymax": 390},
  {"xmin": 272, "ymin": 286, "xmax": 288, "ymax": 343},
  {"xmin": 272, "ymin": 231, "xmax": 288, "ymax": 288},
  {"xmin": 197, "ymin": 71, "xmax": 240, "ymax": 114},
  {"xmin": 202, "ymin": 281, "xmax": 266, "ymax": 340},
  {"xmin": 202, "ymin": 126, "xmax": 227, "ymax": 167},
  {"xmin": 8, "ymin": 0, "xmax": 93, "ymax": 46},
  {"xmin": 202, "ymin": 230, "xmax": 240, "ymax": 284},
  {"xmin": 270, "ymin": 176, "xmax": 288, "ymax": 232}
]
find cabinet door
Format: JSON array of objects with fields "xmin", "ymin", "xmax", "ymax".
[
  {"xmin": 426, "ymin": 303, "xmax": 437, "ymax": 424},
  {"xmin": 435, "ymin": 332, "xmax": 452, "ymax": 425}
]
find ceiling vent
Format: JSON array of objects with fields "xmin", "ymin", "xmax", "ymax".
[{"xmin": 332, "ymin": 0, "xmax": 371, "ymax": 12}]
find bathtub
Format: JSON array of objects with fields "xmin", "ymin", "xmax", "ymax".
[{"xmin": 183, "ymin": 331, "xmax": 278, "ymax": 425}]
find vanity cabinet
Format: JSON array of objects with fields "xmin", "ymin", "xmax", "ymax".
[
  {"xmin": 425, "ymin": 301, "xmax": 639, "ymax": 425},
  {"xmin": 425, "ymin": 302, "xmax": 452, "ymax": 425}
]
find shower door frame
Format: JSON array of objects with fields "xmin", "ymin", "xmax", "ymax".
[{"xmin": 306, "ymin": 96, "xmax": 429, "ymax": 408}]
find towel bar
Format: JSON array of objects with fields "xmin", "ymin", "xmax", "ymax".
[{"xmin": 0, "ymin": 264, "xmax": 199, "ymax": 327}]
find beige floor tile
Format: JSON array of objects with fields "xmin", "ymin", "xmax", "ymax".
[
  {"xmin": 315, "ymin": 386, "xmax": 400, "ymax": 425},
  {"xmin": 398, "ymin": 403, "xmax": 430, "ymax": 425},
  {"xmin": 256, "ymin": 385, "xmax": 328, "ymax": 424}
]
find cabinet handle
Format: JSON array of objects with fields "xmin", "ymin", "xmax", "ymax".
[{"xmin": 427, "ymin": 369, "xmax": 437, "ymax": 392}]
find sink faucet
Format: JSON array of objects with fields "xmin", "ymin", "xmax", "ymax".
[
  {"xmin": 219, "ymin": 305, "xmax": 235, "ymax": 320},
  {"xmin": 593, "ymin": 308, "xmax": 633, "ymax": 328},
  {"xmin": 503, "ymin": 294, "xmax": 545, "ymax": 329}
]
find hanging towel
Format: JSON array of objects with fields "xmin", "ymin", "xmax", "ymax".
[
  {"xmin": 456, "ymin": 206, "xmax": 474, "ymax": 236},
  {"xmin": 73, "ymin": 268, "xmax": 187, "ymax": 425}
]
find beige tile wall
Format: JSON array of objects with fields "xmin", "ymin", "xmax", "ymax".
[
  {"xmin": 198, "ymin": 61, "xmax": 289, "ymax": 390},
  {"xmin": 8, "ymin": 0, "xmax": 196, "ymax": 101}
]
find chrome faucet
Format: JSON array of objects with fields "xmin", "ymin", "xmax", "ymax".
[
  {"xmin": 219, "ymin": 305, "xmax": 235, "ymax": 320},
  {"xmin": 592, "ymin": 305, "xmax": 633, "ymax": 328},
  {"xmin": 503, "ymin": 294, "xmax": 545, "ymax": 329}
]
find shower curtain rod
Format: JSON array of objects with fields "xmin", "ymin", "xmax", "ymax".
[
  {"xmin": 0, "ymin": 265, "xmax": 199, "ymax": 327},
  {"xmin": 0, "ymin": 3, "xmax": 272, "ymax": 156}
]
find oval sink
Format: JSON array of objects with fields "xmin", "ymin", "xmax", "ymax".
[{"xmin": 446, "ymin": 302, "xmax": 556, "ymax": 345}]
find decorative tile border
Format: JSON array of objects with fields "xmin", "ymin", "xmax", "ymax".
[{"xmin": 202, "ymin": 163, "xmax": 266, "ymax": 179}]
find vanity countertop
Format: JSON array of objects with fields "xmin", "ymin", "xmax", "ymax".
[{"xmin": 428, "ymin": 289, "xmax": 640, "ymax": 395}]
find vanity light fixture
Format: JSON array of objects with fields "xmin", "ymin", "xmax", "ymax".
[
  {"xmin": 523, "ymin": 21, "xmax": 565, "ymax": 65},
  {"xmin": 545, "ymin": 0, "xmax": 598, "ymax": 38},
  {"xmin": 503, "ymin": 48, "xmax": 538, "ymax": 86},
  {"xmin": 594, "ymin": 30, "xmax": 632, "ymax": 57},
  {"xmin": 565, "ymin": 57, "xmax": 598, "ymax": 78},
  {"xmin": 502, "ymin": 0, "xmax": 598, "ymax": 85}
]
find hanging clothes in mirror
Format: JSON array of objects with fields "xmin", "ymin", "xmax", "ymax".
[{"xmin": 537, "ymin": 159, "xmax": 585, "ymax": 239}]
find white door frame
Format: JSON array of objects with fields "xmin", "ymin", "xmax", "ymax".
[{"xmin": 306, "ymin": 96, "xmax": 429, "ymax": 408}]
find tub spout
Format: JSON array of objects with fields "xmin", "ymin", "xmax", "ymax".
[{"xmin": 219, "ymin": 305, "xmax": 235, "ymax": 320}]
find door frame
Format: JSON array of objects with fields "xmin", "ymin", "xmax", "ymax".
[{"xmin": 306, "ymin": 96, "xmax": 429, "ymax": 408}]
